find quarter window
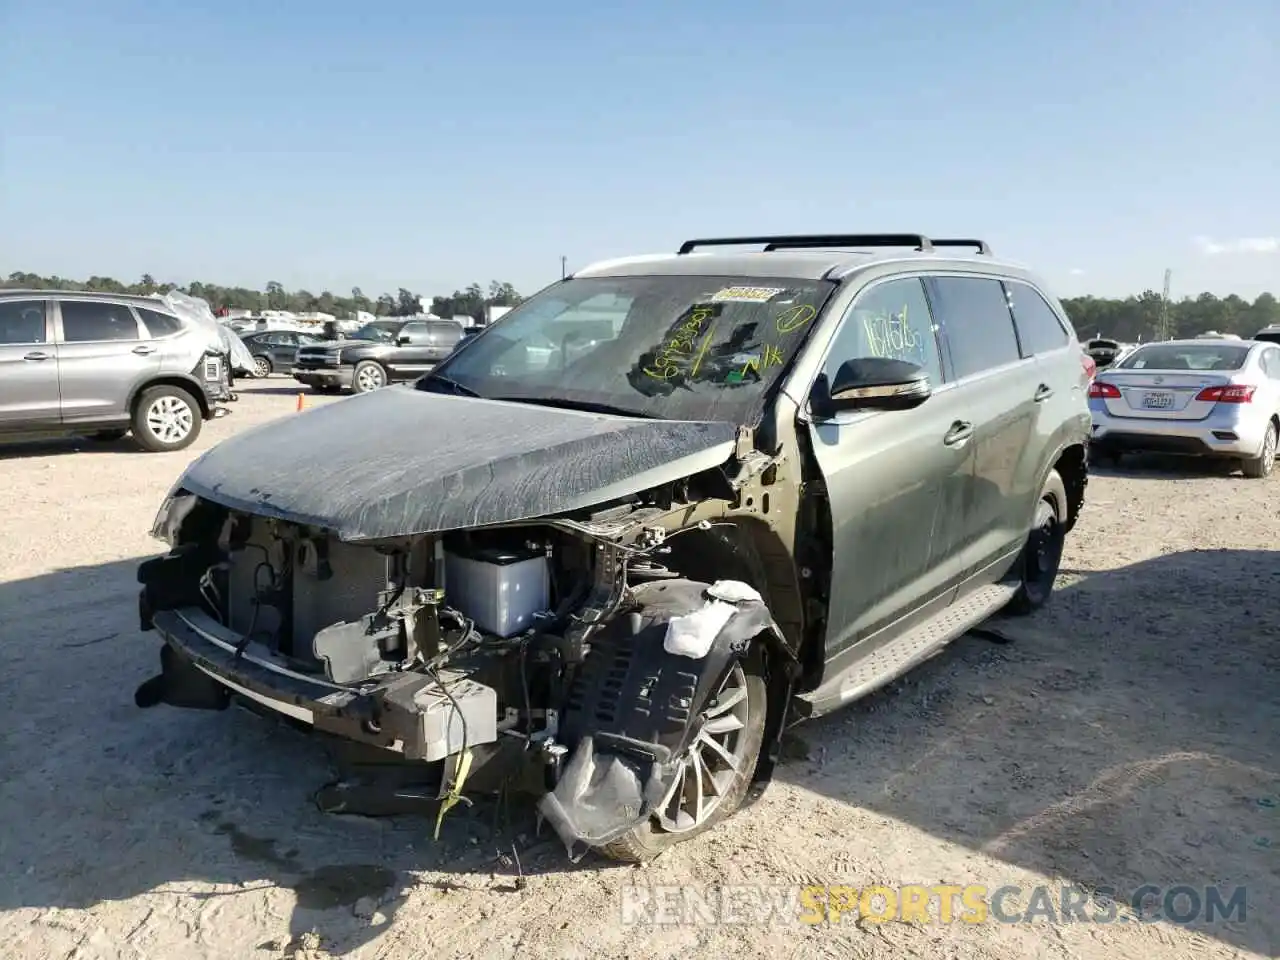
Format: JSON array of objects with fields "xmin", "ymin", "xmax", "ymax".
[
  {"xmin": 136, "ymin": 307, "xmax": 184, "ymax": 338},
  {"xmin": 0, "ymin": 300, "xmax": 48, "ymax": 344},
  {"xmin": 823, "ymin": 278, "xmax": 943, "ymax": 387},
  {"xmin": 929, "ymin": 276, "xmax": 1021, "ymax": 378},
  {"xmin": 1005, "ymin": 282, "xmax": 1070, "ymax": 356},
  {"xmin": 60, "ymin": 301, "xmax": 141, "ymax": 342}
]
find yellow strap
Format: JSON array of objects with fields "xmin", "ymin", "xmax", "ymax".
[{"xmin": 433, "ymin": 748, "xmax": 474, "ymax": 840}]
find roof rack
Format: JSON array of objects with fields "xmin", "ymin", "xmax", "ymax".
[
  {"xmin": 931, "ymin": 238, "xmax": 992, "ymax": 255},
  {"xmin": 677, "ymin": 234, "xmax": 935, "ymax": 255}
]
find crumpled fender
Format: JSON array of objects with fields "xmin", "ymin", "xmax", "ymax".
[{"xmin": 536, "ymin": 578, "xmax": 780, "ymax": 860}]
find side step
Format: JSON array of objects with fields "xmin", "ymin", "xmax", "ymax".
[{"xmin": 794, "ymin": 582, "xmax": 1018, "ymax": 719}]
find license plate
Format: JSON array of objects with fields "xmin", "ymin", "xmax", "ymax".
[{"xmin": 1142, "ymin": 391, "xmax": 1174, "ymax": 409}]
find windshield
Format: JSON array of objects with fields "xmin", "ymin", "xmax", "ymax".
[
  {"xmin": 419, "ymin": 275, "xmax": 835, "ymax": 421},
  {"xmin": 352, "ymin": 322, "xmax": 399, "ymax": 343},
  {"xmin": 1118, "ymin": 343, "xmax": 1251, "ymax": 371}
]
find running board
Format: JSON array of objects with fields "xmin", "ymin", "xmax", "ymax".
[{"xmin": 794, "ymin": 582, "xmax": 1018, "ymax": 719}]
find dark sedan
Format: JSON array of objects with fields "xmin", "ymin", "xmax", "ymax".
[{"xmin": 240, "ymin": 330, "xmax": 325, "ymax": 378}]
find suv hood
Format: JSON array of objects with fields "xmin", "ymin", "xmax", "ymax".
[{"xmin": 174, "ymin": 387, "xmax": 737, "ymax": 541}]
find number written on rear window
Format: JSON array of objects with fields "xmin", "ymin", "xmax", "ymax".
[
  {"xmin": 929, "ymin": 277, "xmax": 1021, "ymax": 378},
  {"xmin": 60, "ymin": 301, "xmax": 141, "ymax": 342},
  {"xmin": 1004, "ymin": 281, "xmax": 1070, "ymax": 356}
]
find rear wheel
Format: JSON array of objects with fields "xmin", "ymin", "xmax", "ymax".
[
  {"xmin": 252, "ymin": 355, "xmax": 273, "ymax": 378},
  {"xmin": 132, "ymin": 385, "xmax": 202, "ymax": 452},
  {"xmin": 1006, "ymin": 468, "xmax": 1066, "ymax": 616},
  {"xmin": 602, "ymin": 648, "xmax": 767, "ymax": 863},
  {"xmin": 1242, "ymin": 421, "xmax": 1277, "ymax": 479}
]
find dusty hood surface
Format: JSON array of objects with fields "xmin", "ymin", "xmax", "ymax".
[{"xmin": 177, "ymin": 387, "xmax": 738, "ymax": 541}]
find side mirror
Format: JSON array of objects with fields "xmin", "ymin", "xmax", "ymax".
[
  {"xmin": 817, "ymin": 357, "xmax": 931, "ymax": 414},
  {"xmin": 396, "ymin": 336, "xmax": 410, "ymax": 346}
]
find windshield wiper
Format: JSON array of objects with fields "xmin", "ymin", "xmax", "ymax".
[
  {"xmin": 490, "ymin": 395, "xmax": 656, "ymax": 418},
  {"xmin": 416, "ymin": 372, "xmax": 480, "ymax": 397}
]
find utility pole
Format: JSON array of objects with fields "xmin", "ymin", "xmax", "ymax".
[
  {"xmin": 560, "ymin": 255, "xmax": 567, "ymax": 279},
  {"xmin": 1159, "ymin": 268, "xmax": 1172, "ymax": 340}
]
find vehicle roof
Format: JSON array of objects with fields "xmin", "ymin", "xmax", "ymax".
[
  {"xmin": 0, "ymin": 288, "xmax": 179, "ymax": 312},
  {"xmin": 571, "ymin": 247, "xmax": 1044, "ymax": 286}
]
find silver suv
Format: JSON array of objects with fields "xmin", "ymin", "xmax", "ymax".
[
  {"xmin": 135, "ymin": 233, "xmax": 1092, "ymax": 861},
  {"xmin": 0, "ymin": 290, "xmax": 233, "ymax": 451}
]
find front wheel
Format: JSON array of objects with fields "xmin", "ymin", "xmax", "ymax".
[
  {"xmin": 1006, "ymin": 468, "xmax": 1067, "ymax": 616},
  {"xmin": 132, "ymin": 385, "xmax": 202, "ymax": 452},
  {"xmin": 1242, "ymin": 421, "xmax": 1277, "ymax": 479},
  {"xmin": 602, "ymin": 647, "xmax": 767, "ymax": 863},
  {"xmin": 351, "ymin": 360, "xmax": 387, "ymax": 394}
]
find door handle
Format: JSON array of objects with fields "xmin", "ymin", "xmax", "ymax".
[
  {"xmin": 943, "ymin": 420, "xmax": 974, "ymax": 446},
  {"xmin": 1034, "ymin": 383, "xmax": 1054, "ymax": 402},
  {"xmin": 132, "ymin": 345, "xmax": 157, "ymax": 355},
  {"xmin": 23, "ymin": 351, "xmax": 52, "ymax": 361}
]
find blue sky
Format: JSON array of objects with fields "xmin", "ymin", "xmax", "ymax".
[{"xmin": 1, "ymin": 0, "xmax": 1276, "ymax": 301}]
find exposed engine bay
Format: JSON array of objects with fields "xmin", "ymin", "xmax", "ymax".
[{"xmin": 135, "ymin": 461, "xmax": 801, "ymax": 860}]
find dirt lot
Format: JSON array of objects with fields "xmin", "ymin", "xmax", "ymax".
[{"xmin": 1, "ymin": 382, "xmax": 1277, "ymax": 960}]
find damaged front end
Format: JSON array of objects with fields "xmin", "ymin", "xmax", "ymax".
[{"xmin": 136, "ymin": 468, "xmax": 794, "ymax": 860}]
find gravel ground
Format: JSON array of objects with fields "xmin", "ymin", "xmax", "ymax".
[{"xmin": 1, "ymin": 382, "xmax": 1277, "ymax": 960}]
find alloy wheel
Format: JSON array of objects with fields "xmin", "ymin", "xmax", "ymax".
[
  {"xmin": 145, "ymin": 395, "xmax": 194, "ymax": 445},
  {"xmin": 654, "ymin": 662, "xmax": 752, "ymax": 834},
  {"xmin": 356, "ymin": 364, "xmax": 386, "ymax": 391}
]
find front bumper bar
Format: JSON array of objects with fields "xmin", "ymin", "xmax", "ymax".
[{"xmin": 145, "ymin": 602, "xmax": 454, "ymax": 760}]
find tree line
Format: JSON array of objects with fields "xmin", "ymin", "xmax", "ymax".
[
  {"xmin": 0, "ymin": 272, "xmax": 524, "ymax": 325},
  {"xmin": 1061, "ymin": 290, "xmax": 1277, "ymax": 342},
  {"xmin": 3, "ymin": 270, "xmax": 1277, "ymax": 341}
]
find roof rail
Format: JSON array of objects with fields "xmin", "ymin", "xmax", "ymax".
[
  {"xmin": 931, "ymin": 238, "xmax": 992, "ymax": 255},
  {"xmin": 677, "ymin": 234, "xmax": 935, "ymax": 255}
]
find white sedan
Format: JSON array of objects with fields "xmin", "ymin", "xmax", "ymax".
[{"xmin": 1088, "ymin": 338, "xmax": 1280, "ymax": 478}]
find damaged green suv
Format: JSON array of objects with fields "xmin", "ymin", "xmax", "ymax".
[{"xmin": 135, "ymin": 234, "xmax": 1091, "ymax": 861}]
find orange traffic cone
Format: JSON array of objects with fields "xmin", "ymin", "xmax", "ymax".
[{"xmin": 296, "ymin": 393, "xmax": 305, "ymax": 412}]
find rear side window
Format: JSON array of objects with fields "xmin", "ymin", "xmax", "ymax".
[
  {"xmin": 929, "ymin": 277, "xmax": 1022, "ymax": 378},
  {"xmin": 426, "ymin": 321, "xmax": 465, "ymax": 341},
  {"xmin": 0, "ymin": 300, "xmax": 48, "ymax": 344},
  {"xmin": 1005, "ymin": 282, "xmax": 1070, "ymax": 356},
  {"xmin": 136, "ymin": 307, "xmax": 184, "ymax": 338},
  {"xmin": 60, "ymin": 301, "xmax": 141, "ymax": 342}
]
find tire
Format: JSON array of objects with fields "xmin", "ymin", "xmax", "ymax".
[
  {"xmin": 88, "ymin": 429, "xmax": 129, "ymax": 442},
  {"xmin": 602, "ymin": 645, "xmax": 768, "ymax": 863},
  {"xmin": 1242, "ymin": 421, "xmax": 1277, "ymax": 479},
  {"xmin": 351, "ymin": 360, "xmax": 387, "ymax": 394},
  {"xmin": 1006, "ymin": 468, "xmax": 1067, "ymax": 616},
  {"xmin": 252, "ymin": 355, "xmax": 273, "ymax": 378},
  {"xmin": 131, "ymin": 385, "xmax": 202, "ymax": 452}
]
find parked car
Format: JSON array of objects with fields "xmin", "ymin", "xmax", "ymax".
[
  {"xmin": 133, "ymin": 233, "xmax": 1091, "ymax": 862},
  {"xmin": 0, "ymin": 290, "xmax": 233, "ymax": 451},
  {"xmin": 1252, "ymin": 324, "xmax": 1280, "ymax": 345},
  {"xmin": 240, "ymin": 330, "xmax": 325, "ymax": 378},
  {"xmin": 1089, "ymin": 337, "xmax": 1280, "ymax": 476},
  {"xmin": 292, "ymin": 319, "xmax": 466, "ymax": 393}
]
